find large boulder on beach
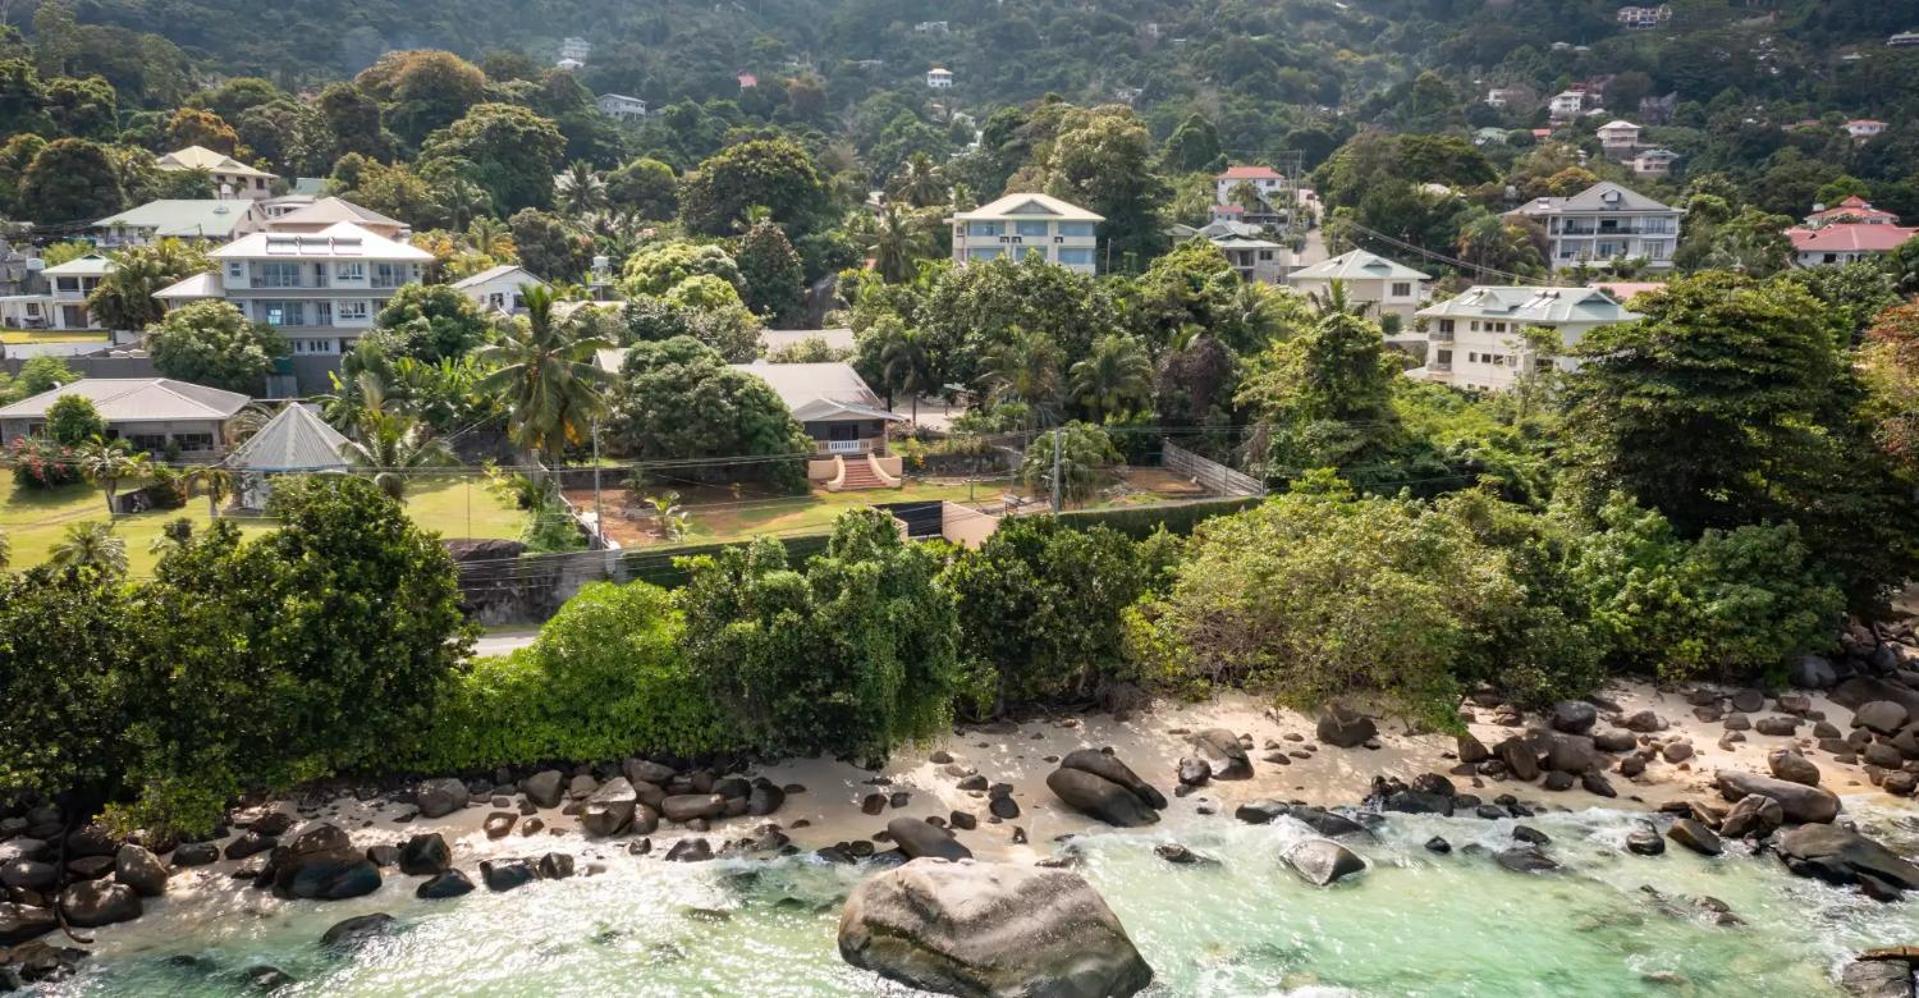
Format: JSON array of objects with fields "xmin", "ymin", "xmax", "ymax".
[
  {"xmin": 522, "ymin": 770, "xmax": 565, "ymax": 809},
  {"xmin": 1047, "ymin": 768, "xmax": 1160, "ymax": 828},
  {"xmin": 1316, "ymin": 705, "xmax": 1377, "ymax": 748},
  {"xmin": 1840, "ymin": 957, "xmax": 1912, "ymax": 998},
  {"xmin": 59, "ymin": 879, "xmax": 142, "ymax": 928},
  {"xmin": 113, "ymin": 844, "xmax": 168, "ymax": 897},
  {"xmin": 1715, "ymin": 770, "xmax": 1840, "ymax": 824},
  {"xmin": 1058, "ymin": 750, "xmax": 1167, "ymax": 811},
  {"xmin": 1527, "ymin": 730, "xmax": 1598, "ymax": 774},
  {"xmin": 415, "ymin": 778, "xmax": 468, "ymax": 819},
  {"xmin": 398, "ymin": 833, "xmax": 451, "ymax": 876},
  {"xmin": 271, "ymin": 823, "xmax": 381, "ymax": 901},
  {"xmin": 838, "ymin": 859, "xmax": 1152, "ymax": 998},
  {"xmin": 581, "ymin": 777, "xmax": 639, "ymax": 837},
  {"xmin": 1777, "ymin": 825, "xmax": 1919, "ymax": 895},
  {"xmin": 661, "ymin": 794, "xmax": 726, "ymax": 823},
  {"xmin": 1548, "ymin": 700, "xmax": 1597, "ymax": 734},
  {"xmin": 1189, "ymin": 728, "xmax": 1252, "ymax": 779},
  {"xmin": 416, "ymin": 869, "xmax": 475, "ymax": 899},
  {"xmin": 0, "ymin": 902, "xmax": 56, "ymax": 945},
  {"xmin": 1494, "ymin": 736, "xmax": 1540, "ymax": 780},
  {"xmin": 1283, "ymin": 839, "xmax": 1366, "ymax": 886},
  {"xmin": 887, "ymin": 818, "xmax": 973, "ymax": 861},
  {"xmin": 321, "ymin": 913, "xmax": 397, "ymax": 949},
  {"xmin": 1854, "ymin": 701, "xmax": 1911, "ymax": 736},
  {"xmin": 1768, "ymin": 749, "xmax": 1821, "ymax": 787},
  {"xmin": 1233, "ymin": 801, "xmax": 1368, "ymax": 837}
]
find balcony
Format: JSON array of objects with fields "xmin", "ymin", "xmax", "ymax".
[
  {"xmin": 1427, "ymin": 360, "xmax": 1453, "ymax": 373},
  {"xmin": 1429, "ymin": 326, "xmax": 1455, "ymax": 342},
  {"xmin": 814, "ymin": 437, "xmax": 885, "ymax": 456}
]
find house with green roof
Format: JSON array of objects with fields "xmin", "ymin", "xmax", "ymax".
[
  {"xmin": 1414, "ymin": 285, "xmax": 1642, "ymax": 392},
  {"xmin": 1283, "ymin": 249, "xmax": 1431, "ymax": 325},
  {"xmin": 93, "ymin": 199, "xmax": 258, "ymax": 248}
]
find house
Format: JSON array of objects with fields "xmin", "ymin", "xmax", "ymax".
[
  {"xmin": 1284, "ymin": 250, "xmax": 1431, "ymax": 324},
  {"xmin": 1846, "ymin": 119, "xmax": 1888, "ymax": 142},
  {"xmin": 555, "ymin": 58, "xmax": 584, "ymax": 72},
  {"xmin": 927, "ymin": 67, "xmax": 954, "ymax": 89},
  {"xmin": 223, "ymin": 402, "xmax": 352, "ymax": 508},
  {"xmin": 1215, "ymin": 165, "xmax": 1285, "ymax": 207},
  {"xmin": 247, "ymin": 196, "xmax": 410, "ymax": 240},
  {"xmin": 1474, "ymin": 127, "xmax": 1511, "ymax": 147},
  {"xmin": 92, "ymin": 199, "xmax": 257, "ymax": 248},
  {"xmin": 0, "ymin": 377, "xmax": 251, "ymax": 458},
  {"xmin": 1891, "ymin": 31, "xmax": 1919, "ymax": 47},
  {"xmin": 1806, "ymin": 195, "xmax": 1902, "ymax": 227},
  {"xmin": 732, "ymin": 361, "xmax": 907, "ymax": 487},
  {"xmin": 1548, "ymin": 91, "xmax": 1590, "ymax": 123},
  {"xmin": 914, "ymin": 20, "xmax": 950, "ymax": 33},
  {"xmin": 1485, "ymin": 88, "xmax": 1515, "ymax": 108},
  {"xmin": 37, "ymin": 254, "xmax": 115, "ymax": 330},
  {"xmin": 736, "ymin": 72, "xmax": 758, "ymax": 89},
  {"xmin": 1596, "ymin": 119, "xmax": 1642, "ymax": 158},
  {"xmin": 450, "ymin": 264, "xmax": 548, "ymax": 317},
  {"xmin": 1617, "ymin": 5, "xmax": 1672, "ymax": 29},
  {"xmin": 153, "ymin": 222, "xmax": 433, "ymax": 388},
  {"xmin": 1506, "ymin": 181, "xmax": 1684, "ymax": 271},
  {"xmin": 1787, "ymin": 223, "xmax": 1917, "ymax": 268},
  {"xmin": 949, "ymin": 193, "xmax": 1103, "ymax": 275},
  {"xmin": 559, "ymin": 37, "xmax": 592, "ymax": 62},
  {"xmin": 1210, "ymin": 234, "xmax": 1289, "ymax": 285},
  {"xmin": 155, "ymin": 146, "xmax": 277, "ymax": 200},
  {"xmin": 595, "ymin": 93, "xmax": 648, "ymax": 121},
  {"xmin": 1415, "ymin": 286, "xmax": 1641, "ymax": 392},
  {"xmin": 1628, "ymin": 147, "xmax": 1681, "ymax": 178}
]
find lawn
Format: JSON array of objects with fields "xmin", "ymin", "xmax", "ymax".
[
  {"xmin": 0, "ymin": 473, "xmax": 526, "ymax": 576},
  {"xmin": 573, "ymin": 477, "xmax": 1008, "ymax": 549}
]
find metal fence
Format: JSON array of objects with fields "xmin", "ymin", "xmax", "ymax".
[{"xmin": 1160, "ymin": 439, "xmax": 1267, "ymax": 497}]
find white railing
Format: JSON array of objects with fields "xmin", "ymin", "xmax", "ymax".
[{"xmin": 826, "ymin": 439, "xmax": 869, "ymax": 454}]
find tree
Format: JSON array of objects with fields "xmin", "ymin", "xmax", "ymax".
[
  {"xmin": 420, "ymin": 102, "xmax": 567, "ymax": 214},
  {"xmin": 679, "ymin": 137, "xmax": 833, "ymax": 237},
  {"xmin": 555, "ymin": 160, "xmax": 607, "ymax": 217},
  {"xmin": 164, "ymin": 107, "xmax": 242, "ymax": 155},
  {"xmin": 889, "ymin": 152, "xmax": 948, "ymax": 208},
  {"xmin": 1863, "ymin": 302, "xmax": 1919, "ymax": 482},
  {"xmin": 18, "ymin": 137, "xmax": 123, "ymax": 222},
  {"xmin": 44, "ymin": 394, "xmax": 104, "ymax": 445},
  {"xmin": 736, "ymin": 219, "xmax": 805, "ymax": 326},
  {"xmin": 44, "ymin": 74, "xmax": 117, "ymax": 139},
  {"xmin": 1069, "ymin": 333, "xmax": 1154, "ymax": 423},
  {"xmin": 75, "ymin": 437, "xmax": 151, "ymax": 517},
  {"xmin": 1238, "ymin": 297, "xmax": 1402, "ymax": 481},
  {"xmin": 355, "ymin": 49, "xmax": 487, "ymax": 147},
  {"xmin": 604, "ymin": 335, "xmax": 812, "ymax": 491},
  {"xmin": 87, "ymin": 238, "xmax": 208, "ymax": 332},
  {"xmin": 50, "ymin": 520, "xmax": 128, "ymax": 576},
  {"xmin": 984, "ymin": 327, "xmax": 1067, "ymax": 428},
  {"xmin": 605, "ymin": 156, "xmax": 678, "ymax": 219},
  {"xmin": 677, "ymin": 509, "xmax": 960, "ymax": 759},
  {"xmin": 316, "ymin": 82, "xmax": 394, "ymax": 161},
  {"xmin": 1020, "ymin": 421, "xmax": 1120, "ymax": 506},
  {"xmin": 1045, "ymin": 107, "xmax": 1169, "ymax": 269},
  {"xmin": 371, "ymin": 282, "xmax": 492, "ymax": 362},
  {"xmin": 621, "ymin": 242, "xmax": 743, "ymax": 297},
  {"xmin": 1163, "ymin": 113, "xmax": 1225, "ymax": 173},
  {"xmin": 342, "ymin": 404, "xmax": 455, "ymax": 500},
  {"xmin": 877, "ymin": 320, "xmax": 936, "ymax": 423},
  {"xmin": 0, "ymin": 568, "xmax": 140, "ymax": 798},
  {"xmin": 476, "ymin": 285, "xmax": 611, "ymax": 467},
  {"xmin": 508, "ymin": 208, "xmax": 593, "ymax": 281},
  {"xmin": 145, "ymin": 300, "xmax": 285, "ymax": 394},
  {"xmin": 860, "ymin": 201, "xmax": 937, "ymax": 284}
]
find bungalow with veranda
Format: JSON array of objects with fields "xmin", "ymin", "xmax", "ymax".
[{"xmin": 0, "ymin": 378, "xmax": 252, "ymax": 460}]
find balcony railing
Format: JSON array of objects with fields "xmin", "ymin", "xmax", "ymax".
[
  {"xmin": 1429, "ymin": 327, "xmax": 1455, "ymax": 341},
  {"xmin": 1428, "ymin": 360, "xmax": 1453, "ymax": 372},
  {"xmin": 817, "ymin": 438, "xmax": 884, "ymax": 455}
]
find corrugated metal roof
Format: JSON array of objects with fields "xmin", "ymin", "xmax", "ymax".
[
  {"xmin": 225, "ymin": 403, "xmax": 351, "ymax": 471},
  {"xmin": 1417, "ymin": 286, "xmax": 1642, "ymax": 325},
  {"xmin": 951, "ymin": 192, "xmax": 1104, "ymax": 222},
  {"xmin": 0, "ymin": 378, "xmax": 251, "ymax": 422},
  {"xmin": 94, "ymin": 199, "xmax": 251, "ymax": 239},
  {"xmin": 1288, "ymin": 249, "xmax": 1430, "ymax": 282}
]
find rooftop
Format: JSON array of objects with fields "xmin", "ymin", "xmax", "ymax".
[
  {"xmin": 94, "ymin": 199, "xmax": 252, "ymax": 239},
  {"xmin": 41, "ymin": 254, "xmax": 116, "ymax": 277},
  {"xmin": 951, "ymin": 192, "xmax": 1104, "ymax": 223},
  {"xmin": 266, "ymin": 197, "xmax": 406, "ymax": 233},
  {"xmin": 1787, "ymin": 224, "xmax": 1919, "ymax": 253},
  {"xmin": 1509, "ymin": 181, "xmax": 1680, "ymax": 215},
  {"xmin": 225, "ymin": 403, "xmax": 350, "ymax": 471},
  {"xmin": 155, "ymin": 145, "xmax": 276, "ymax": 179},
  {"xmin": 1289, "ymin": 249, "xmax": 1431, "ymax": 282},
  {"xmin": 210, "ymin": 221, "xmax": 433, "ymax": 262},
  {"xmin": 450, "ymin": 264, "xmax": 546, "ymax": 289},
  {"xmin": 1418, "ymin": 285, "xmax": 1641, "ymax": 325},
  {"xmin": 152, "ymin": 272, "xmax": 222, "ymax": 300},
  {"xmin": 730, "ymin": 361, "xmax": 885, "ymax": 412},
  {"xmin": 0, "ymin": 378, "xmax": 251, "ymax": 422},
  {"xmin": 1218, "ymin": 165, "xmax": 1284, "ymax": 181}
]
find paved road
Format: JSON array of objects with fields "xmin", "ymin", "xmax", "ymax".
[{"xmin": 474, "ymin": 629, "xmax": 539, "ymax": 656}]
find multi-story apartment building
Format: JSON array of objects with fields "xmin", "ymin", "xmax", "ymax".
[
  {"xmin": 949, "ymin": 193, "xmax": 1103, "ymax": 274},
  {"xmin": 1507, "ymin": 182, "xmax": 1683, "ymax": 271},
  {"xmin": 1415, "ymin": 285, "xmax": 1642, "ymax": 391}
]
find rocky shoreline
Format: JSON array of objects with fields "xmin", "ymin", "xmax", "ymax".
[{"xmin": 8, "ymin": 632, "xmax": 1919, "ymax": 994}]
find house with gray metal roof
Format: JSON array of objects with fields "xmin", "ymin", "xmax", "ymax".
[
  {"xmin": 224, "ymin": 402, "xmax": 352, "ymax": 507},
  {"xmin": 93, "ymin": 199, "xmax": 257, "ymax": 248},
  {"xmin": 1506, "ymin": 181, "xmax": 1684, "ymax": 271},
  {"xmin": 1414, "ymin": 285, "xmax": 1642, "ymax": 392},
  {"xmin": 0, "ymin": 378, "xmax": 252, "ymax": 459},
  {"xmin": 1285, "ymin": 249, "xmax": 1431, "ymax": 324}
]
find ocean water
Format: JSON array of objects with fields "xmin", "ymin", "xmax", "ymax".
[{"xmin": 45, "ymin": 802, "xmax": 1919, "ymax": 997}]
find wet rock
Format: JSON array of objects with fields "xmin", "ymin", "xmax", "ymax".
[
  {"xmin": 414, "ymin": 778, "xmax": 468, "ymax": 820},
  {"xmin": 1512, "ymin": 825, "xmax": 1551, "ymax": 846},
  {"xmin": 886, "ymin": 818, "xmax": 972, "ymax": 861},
  {"xmin": 665, "ymin": 838, "xmax": 713, "ymax": 863},
  {"xmin": 1542, "ymin": 771, "xmax": 1575, "ymax": 791},
  {"xmin": 1046, "ymin": 768, "xmax": 1160, "ymax": 828},
  {"xmin": 480, "ymin": 859, "xmax": 537, "ymax": 891},
  {"xmin": 1283, "ymin": 839, "xmax": 1366, "ymax": 886},
  {"xmin": 1839, "ymin": 957, "xmax": 1911, "ymax": 998},
  {"xmin": 536, "ymin": 853, "xmax": 574, "ymax": 880},
  {"xmin": 483, "ymin": 812, "xmax": 517, "ymax": 839},
  {"xmin": 171, "ymin": 842, "xmax": 219, "ymax": 868},
  {"xmin": 223, "ymin": 831, "xmax": 276, "ymax": 861},
  {"xmin": 1777, "ymin": 824, "xmax": 1919, "ymax": 896},
  {"xmin": 747, "ymin": 782, "xmax": 786, "ymax": 817},
  {"xmin": 58, "ymin": 880, "xmax": 141, "ymax": 928},
  {"xmin": 521, "ymin": 770, "xmax": 565, "ymax": 809},
  {"xmin": 1581, "ymin": 772, "xmax": 1618, "ymax": 798},
  {"xmin": 1316, "ymin": 705, "xmax": 1377, "ymax": 748},
  {"xmin": 244, "ymin": 965, "xmax": 296, "ymax": 991},
  {"xmin": 1625, "ymin": 823, "xmax": 1665, "ymax": 856},
  {"xmin": 662, "ymin": 795, "xmax": 726, "ymax": 823},
  {"xmin": 1768, "ymin": 749, "xmax": 1821, "ymax": 787},
  {"xmin": 320, "ymin": 913, "xmax": 396, "ymax": 949},
  {"xmin": 398, "ymin": 833, "xmax": 451, "ymax": 877},
  {"xmin": 1666, "ymin": 819, "xmax": 1723, "ymax": 857},
  {"xmin": 1494, "ymin": 846, "xmax": 1558, "ymax": 874},
  {"xmin": 113, "ymin": 845, "xmax": 168, "ymax": 898},
  {"xmin": 581, "ymin": 778, "xmax": 639, "ymax": 838},
  {"xmin": 1153, "ymin": 843, "xmax": 1217, "ymax": 867},
  {"xmin": 415, "ymin": 869, "xmax": 474, "ymax": 899},
  {"xmin": 1719, "ymin": 794, "xmax": 1783, "ymax": 840},
  {"xmin": 1426, "ymin": 836, "xmax": 1452, "ymax": 854},
  {"xmin": 0, "ymin": 903, "xmax": 56, "ymax": 945},
  {"xmin": 1176, "ymin": 757, "xmax": 1211, "ymax": 787},
  {"xmin": 1495, "ymin": 737, "xmax": 1540, "ymax": 781},
  {"xmin": 1714, "ymin": 770, "xmax": 1840, "ymax": 824},
  {"xmin": 1619, "ymin": 756, "xmax": 1647, "ymax": 778},
  {"xmin": 989, "ymin": 796, "xmax": 1020, "ymax": 820}
]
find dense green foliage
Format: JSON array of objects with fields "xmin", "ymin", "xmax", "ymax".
[
  {"xmin": 604, "ymin": 335, "xmax": 812, "ymax": 490},
  {"xmin": 145, "ymin": 300, "xmax": 287, "ymax": 395}
]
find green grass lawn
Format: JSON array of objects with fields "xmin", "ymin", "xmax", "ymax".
[
  {"xmin": 0, "ymin": 473, "xmax": 526, "ymax": 576},
  {"xmin": 576, "ymin": 478, "xmax": 1003, "ymax": 549}
]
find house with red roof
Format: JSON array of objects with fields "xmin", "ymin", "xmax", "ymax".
[
  {"xmin": 1806, "ymin": 195, "xmax": 1901, "ymax": 227},
  {"xmin": 1214, "ymin": 165, "xmax": 1285, "ymax": 206},
  {"xmin": 1787, "ymin": 222, "xmax": 1916, "ymax": 268},
  {"xmin": 1845, "ymin": 119, "xmax": 1887, "ymax": 142}
]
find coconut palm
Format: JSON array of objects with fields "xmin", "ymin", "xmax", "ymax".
[
  {"xmin": 983, "ymin": 328, "xmax": 1066, "ymax": 430},
  {"xmin": 879, "ymin": 325, "xmax": 937, "ymax": 424},
  {"xmin": 647, "ymin": 491, "xmax": 689, "ymax": 541},
  {"xmin": 476, "ymin": 284, "xmax": 613, "ymax": 470},
  {"xmin": 342, "ymin": 408, "xmax": 456, "ymax": 501},
  {"xmin": 863, "ymin": 202, "xmax": 936, "ymax": 284},
  {"xmin": 557, "ymin": 162, "xmax": 608, "ymax": 217},
  {"xmin": 74, "ymin": 437, "xmax": 151, "ymax": 518},
  {"xmin": 465, "ymin": 216, "xmax": 517, "ymax": 260},
  {"xmin": 1306, "ymin": 279, "xmax": 1372, "ymax": 319},
  {"xmin": 188, "ymin": 466, "xmax": 234, "ymax": 517},
  {"xmin": 1069, "ymin": 333, "xmax": 1154, "ymax": 423},
  {"xmin": 49, "ymin": 521, "xmax": 127, "ymax": 576},
  {"xmin": 889, "ymin": 152, "xmax": 948, "ymax": 208}
]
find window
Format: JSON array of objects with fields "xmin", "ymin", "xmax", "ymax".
[
  {"xmin": 55, "ymin": 277, "xmax": 79, "ymax": 293},
  {"xmin": 336, "ymin": 262, "xmax": 365, "ymax": 280},
  {"xmin": 1015, "ymin": 220, "xmax": 1050, "ymax": 238},
  {"xmin": 314, "ymin": 302, "xmax": 333, "ymax": 326},
  {"xmin": 1468, "ymin": 352, "xmax": 1478, "ymax": 363},
  {"xmin": 258, "ymin": 262, "xmax": 301, "ymax": 288},
  {"xmin": 488, "ymin": 292, "xmax": 505, "ymax": 308},
  {"xmin": 1391, "ymin": 282, "xmax": 1412, "ymax": 297},
  {"xmin": 1438, "ymin": 319, "xmax": 1454, "ymax": 333},
  {"xmin": 227, "ymin": 262, "xmax": 244, "ymax": 280},
  {"xmin": 176, "ymin": 433, "xmax": 215, "ymax": 451},
  {"xmin": 967, "ymin": 247, "xmax": 1005, "ymax": 262},
  {"xmin": 260, "ymin": 301, "xmax": 305, "ymax": 326},
  {"xmin": 24, "ymin": 302, "xmax": 39, "ymax": 318},
  {"xmin": 1435, "ymin": 349, "xmax": 1452, "ymax": 364},
  {"xmin": 337, "ymin": 301, "xmax": 368, "ymax": 321},
  {"xmin": 1058, "ymin": 222, "xmax": 1096, "ymax": 238},
  {"xmin": 1056, "ymin": 247, "xmax": 1094, "ymax": 267},
  {"xmin": 128, "ymin": 434, "xmax": 167, "ymax": 453},
  {"xmin": 1258, "ymin": 250, "xmax": 1273, "ymax": 261},
  {"xmin": 967, "ymin": 221, "xmax": 1003, "ymax": 237},
  {"xmin": 373, "ymin": 262, "xmax": 404, "ymax": 287}
]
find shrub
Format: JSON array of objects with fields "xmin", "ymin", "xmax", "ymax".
[
  {"xmin": 45, "ymin": 395, "xmax": 105, "ymax": 446},
  {"xmin": 8, "ymin": 437, "xmax": 82, "ymax": 489},
  {"xmin": 407, "ymin": 581, "xmax": 734, "ymax": 771}
]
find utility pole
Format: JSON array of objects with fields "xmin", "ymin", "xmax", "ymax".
[
  {"xmin": 591, "ymin": 418, "xmax": 603, "ymax": 548},
  {"xmin": 1050, "ymin": 426, "xmax": 1063, "ymax": 514}
]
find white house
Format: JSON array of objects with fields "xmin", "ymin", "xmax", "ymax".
[
  {"xmin": 927, "ymin": 67, "xmax": 954, "ymax": 89},
  {"xmin": 249, "ymin": 196, "xmax": 409, "ymax": 240},
  {"xmin": 154, "ymin": 221, "xmax": 432, "ymax": 364},
  {"xmin": 92, "ymin": 199, "xmax": 257, "ymax": 248},
  {"xmin": 1595, "ymin": 119, "xmax": 1642, "ymax": 158},
  {"xmin": 1617, "ymin": 5, "xmax": 1672, "ymax": 29},
  {"xmin": 1506, "ymin": 181, "xmax": 1684, "ymax": 271},
  {"xmin": 949, "ymin": 193, "xmax": 1102, "ymax": 275},
  {"xmin": 39, "ymin": 255, "xmax": 114, "ymax": 330},
  {"xmin": 559, "ymin": 37, "xmax": 592, "ymax": 63},
  {"xmin": 595, "ymin": 93, "xmax": 648, "ymax": 121},
  {"xmin": 450, "ymin": 264, "xmax": 549, "ymax": 317},
  {"xmin": 1846, "ymin": 119, "xmax": 1888, "ymax": 142},
  {"xmin": 1215, "ymin": 165, "xmax": 1285, "ymax": 207},
  {"xmin": 1548, "ymin": 91, "xmax": 1590, "ymax": 123},
  {"xmin": 0, "ymin": 377, "xmax": 252, "ymax": 459},
  {"xmin": 1284, "ymin": 249, "xmax": 1431, "ymax": 324},
  {"xmin": 1211, "ymin": 234, "xmax": 1289, "ymax": 285},
  {"xmin": 1416, "ymin": 286, "xmax": 1642, "ymax": 392},
  {"xmin": 155, "ymin": 146, "xmax": 277, "ymax": 200},
  {"xmin": 1628, "ymin": 148, "xmax": 1681, "ymax": 178}
]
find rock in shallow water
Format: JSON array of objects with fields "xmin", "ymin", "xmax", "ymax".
[
  {"xmin": 1284, "ymin": 839, "xmax": 1366, "ymax": 886},
  {"xmin": 1714, "ymin": 770, "xmax": 1840, "ymax": 824},
  {"xmin": 838, "ymin": 859, "xmax": 1152, "ymax": 998}
]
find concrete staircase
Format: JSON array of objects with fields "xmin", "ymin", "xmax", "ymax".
[{"xmin": 838, "ymin": 456, "xmax": 889, "ymax": 490}]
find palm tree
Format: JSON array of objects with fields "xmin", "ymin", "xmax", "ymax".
[
  {"xmin": 50, "ymin": 521, "xmax": 127, "ymax": 577},
  {"xmin": 890, "ymin": 152, "xmax": 948, "ymax": 208},
  {"xmin": 188, "ymin": 466, "xmax": 234, "ymax": 517},
  {"xmin": 1069, "ymin": 334, "xmax": 1154, "ymax": 423},
  {"xmin": 864, "ymin": 202, "xmax": 935, "ymax": 283},
  {"xmin": 476, "ymin": 284, "xmax": 613, "ymax": 470},
  {"xmin": 1306, "ymin": 279, "xmax": 1372, "ymax": 319},
  {"xmin": 880, "ymin": 325, "xmax": 937, "ymax": 424},
  {"xmin": 647, "ymin": 491, "xmax": 689, "ymax": 541},
  {"xmin": 465, "ymin": 216, "xmax": 516, "ymax": 260},
  {"xmin": 983, "ymin": 328, "xmax": 1066, "ymax": 429},
  {"xmin": 342, "ymin": 409, "xmax": 456, "ymax": 501},
  {"xmin": 74, "ymin": 437, "xmax": 151, "ymax": 517},
  {"xmin": 557, "ymin": 162, "xmax": 608, "ymax": 218}
]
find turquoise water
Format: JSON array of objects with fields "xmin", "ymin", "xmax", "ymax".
[{"xmin": 47, "ymin": 803, "xmax": 1919, "ymax": 997}]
